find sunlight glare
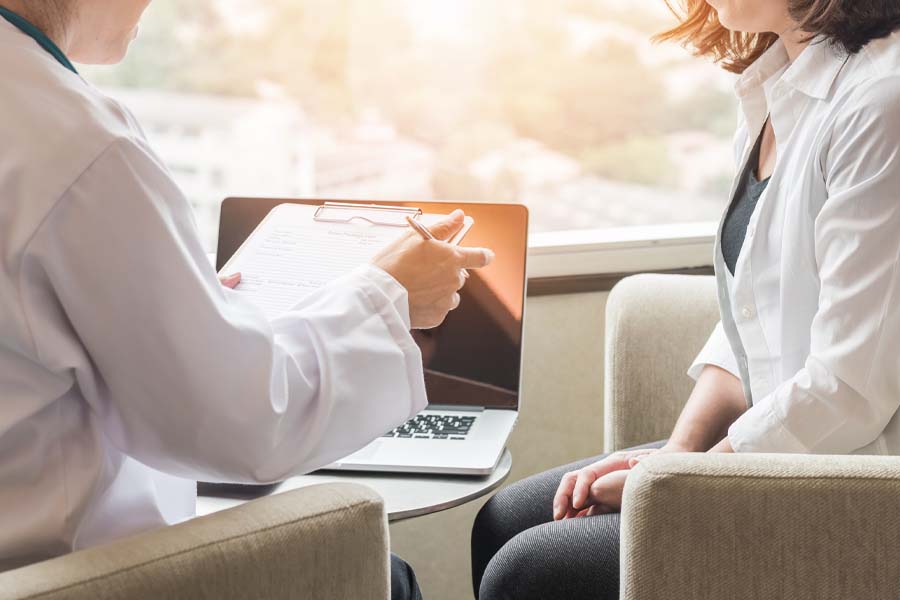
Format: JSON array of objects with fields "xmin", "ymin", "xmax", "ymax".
[{"xmin": 405, "ymin": 0, "xmax": 476, "ymax": 41}]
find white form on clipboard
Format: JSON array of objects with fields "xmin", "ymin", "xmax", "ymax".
[{"xmin": 219, "ymin": 202, "xmax": 475, "ymax": 319}]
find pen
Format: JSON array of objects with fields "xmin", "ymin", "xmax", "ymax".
[
  {"xmin": 406, "ymin": 215, "xmax": 470, "ymax": 279},
  {"xmin": 406, "ymin": 215, "xmax": 436, "ymax": 241}
]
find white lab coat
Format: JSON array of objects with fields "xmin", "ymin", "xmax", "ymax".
[
  {"xmin": 0, "ymin": 19, "xmax": 426, "ymax": 570},
  {"xmin": 690, "ymin": 33, "xmax": 900, "ymax": 455}
]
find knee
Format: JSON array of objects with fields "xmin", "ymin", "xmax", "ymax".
[
  {"xmin": 478, "ymin": 519, "xmax": 620, "ymax": 600},
  {"xmin": 473, "ymin": 475, "xmax": 552, "ymax": 546},
  {"xmin": 478, "ymin": 530, "xmax": 557, "ymax": 600},
  {"xmin": 472, "ymin": 488, "xmax": 517, "ymax": 551},
  {"xmin": 471, "ymin": 487, "xmax": 528, "ymax": 595}
]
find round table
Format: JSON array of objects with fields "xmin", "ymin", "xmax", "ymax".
[{"xmin": 197, "ymin": 449, "xmax": 512, "ymax": 522}]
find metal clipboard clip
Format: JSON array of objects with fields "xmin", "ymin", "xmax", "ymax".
[{"xmin": 313, "ymin": 202, "xmax": 423, "ymax": 228}]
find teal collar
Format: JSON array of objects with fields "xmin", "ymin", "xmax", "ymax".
[{"xmin": 0, "ymin": 6, "xmax": 78, "ymax": 74}]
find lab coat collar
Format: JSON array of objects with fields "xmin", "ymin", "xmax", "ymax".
[{"xmin": 0, "ymin": 16, "xmax": 83, "ymax": 81}]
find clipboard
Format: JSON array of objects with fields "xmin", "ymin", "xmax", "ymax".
[
  {"xmin": 311, "ymin": 202, "xmax": 472, "ymax": 245},
  {"xmin": 219, "ymin": 201, "xmax": 475, "ymax": 318}
]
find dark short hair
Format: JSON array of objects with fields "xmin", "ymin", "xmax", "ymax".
[{"xmin": 656, "ymin": 0, "xmax": 900, "ymax": 73}]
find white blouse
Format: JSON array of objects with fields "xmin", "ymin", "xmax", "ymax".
[
  {"xmin": 0, "ymin": 20, "xmax": 426, "ymax": 569},
  {"xmin": 690, "ymin": 33, "xmax": 900, "ymax": 455}
]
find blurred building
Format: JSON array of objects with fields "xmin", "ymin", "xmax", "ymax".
[
  {"xmin": 465, "ymin": 136, "xmax": 730, "ymax": 232},
  {"xmin": 665, "ymin": 131, "xmax": 734, "ymax": 195},
  {"xmin": 106, "ymin": 87, "xmax": 315, "ymax": 246},
  {"xmin": 105, "ymin": 90, "xmax": 436, "ymax": 249},
  {"xmin": 520, "ymin": 176, "xmax": 726, "ymax": 233},
  {"xmin": 314, "ymin": 109, "xmax": 436, "ymax": 201},
  {"xmin": 470, "ymin": 139, "xmax": 581, "ymax": 193}
]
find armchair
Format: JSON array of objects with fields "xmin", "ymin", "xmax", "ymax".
[
  {"xmin": 605, "ymin": 274, "xmax": 900, "ymax": 600},
  {"xmin": 0, "ymin": 482, "xmax": 389, "ymax": 600}
]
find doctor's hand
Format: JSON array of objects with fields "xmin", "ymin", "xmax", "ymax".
[
  {"xmin": 373, "ymin": 209, "xmax": 494, "ymax": 329},
  {"xmin": 219, "ymin": 273, "xmax": 241, "ymax": 289}
]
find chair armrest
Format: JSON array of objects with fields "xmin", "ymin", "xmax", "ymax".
[
  {"xmin": 0, "ymin": 483, "xmax": 388, "ymax": 600},
  {"xmin": 604, "ymin": 274, "xmax": 719, "ymax": 451},
  {"xmin": 620, "ymin": 453, "xmax": 900, "ymax": 600}
]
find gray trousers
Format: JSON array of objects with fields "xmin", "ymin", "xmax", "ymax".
[{"xmin": 471, "ymin": 441, "xmax": 666, "ymax": 600}]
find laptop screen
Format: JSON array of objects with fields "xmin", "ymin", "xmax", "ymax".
[{"xmin": 217, "ymin": 198, "xmax": 528, "ymax": 410}]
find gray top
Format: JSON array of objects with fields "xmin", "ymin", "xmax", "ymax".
[
  {"xmin": 722, "ymin": 129, "xmax": 770, "ymax": 275},
  {"xmin": 712, "ymin": 126, "xmax": 771, "ymax": 408}
]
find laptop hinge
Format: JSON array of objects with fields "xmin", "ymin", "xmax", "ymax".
[{"xmin": 426, "ymin": 404, "xmax": 485, "ymax": 412}]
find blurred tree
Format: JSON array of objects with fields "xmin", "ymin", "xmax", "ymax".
[
  {"xmin": 583, "ymin": 135, "xmax": 676, "ymax": 186},
  {"xmin": 664, "ymin": 86, "xmax": 737, "ymax": 137},
  {"xmin": 90, "ymin": 0, "xmax": 361, "ymax": 121},
  {"xmin": 493, "ymin": 32, "xmax": 667, "ymax": 155},
  {"xmin": 85, "ymin": 1, "xmax": 224, "ymax": 90},
  {"xmin": 89, "ymin": 0, "xmax": 733, "ymax": 196}
]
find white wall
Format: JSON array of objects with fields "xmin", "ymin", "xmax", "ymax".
[{"xmin": 390, "ymin": 290, "xmax": 611, "ymax": 600}]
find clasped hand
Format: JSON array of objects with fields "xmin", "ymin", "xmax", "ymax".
[{"xmin": 552, "ymin": 447, "xmax": 662, "ymax": 520}]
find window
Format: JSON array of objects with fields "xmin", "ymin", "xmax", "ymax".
[{"xmin": 87, "ymin": 0, "xmax": 738, "ymax": 251}]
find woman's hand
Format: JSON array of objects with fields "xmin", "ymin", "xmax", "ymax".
[
  {"xmin": 219, "ymin": 273, "xmax": 241, "ymax": 289},
  {"xmin": 553, "ymin": 448, "xmax": 658, "ymax": 519},
  {"xmin": 373, "ymin": 210, "xmax": 494, "ymax": 329},
  {"xmin": 552, "ymin": 443, "xmax": 692, "ymax": 519}
]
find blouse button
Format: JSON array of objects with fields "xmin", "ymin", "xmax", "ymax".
[{"xmin": 741, "ymin": 306, "xmax": 755, "ymax": 320}]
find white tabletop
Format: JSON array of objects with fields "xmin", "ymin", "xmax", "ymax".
[{"xmin": 197, "ymin": 449, "xmax": 512, "ymax": 522}]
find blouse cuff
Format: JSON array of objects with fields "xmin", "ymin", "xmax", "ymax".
[
  {"xmin": 727, "ymin": 396, "xmax": 808, "ymax": 453},
  {"xmin": 687, "ymin": 321, "xmax": 742, "ymax": 381}
]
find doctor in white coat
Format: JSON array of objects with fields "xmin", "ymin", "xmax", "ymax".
[{"xmin": 0, "ymin": 1, "xmax": 493, "ymax": 595}]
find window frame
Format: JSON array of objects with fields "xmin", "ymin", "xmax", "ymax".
[{"xmin": 527, "ymin": 221, "xmax": 717, "ymax": 295}]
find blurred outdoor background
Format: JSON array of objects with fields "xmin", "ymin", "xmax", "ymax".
[{"xmin": 86, "ymin": 0, "xmax": 739, "ymax": 250}]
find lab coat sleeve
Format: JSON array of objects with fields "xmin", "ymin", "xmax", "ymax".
[
  {"xmin": 687, "ymin": 321, "xmax": 742, "ymax": 382},
  {"xmin": 729, "ymin": 78, "xmax": 900, "ymax": 454},
  {"xmin": 27, "ymin": 137, "xmax": 427, "ymax": 483}
]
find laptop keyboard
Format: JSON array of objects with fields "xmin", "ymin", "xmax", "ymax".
[{"xmin": 382, "ymin": 414, "xmax": 477, "ymax": 440}]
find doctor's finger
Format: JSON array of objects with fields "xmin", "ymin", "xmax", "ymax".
[
  {"xmin": 456, "ymin": 270, "xmax": 468, "ymax": 291},
  {"xmin": 429, "ymin": 209, "xmax": 465, "ymax": 241},
  {"xmin": 457, "ymin": 247, "xmax": 495, "ymax": 269},
  {"xmin": 219, "ymin": 273, "xmax": 241, "ymax": 288}
]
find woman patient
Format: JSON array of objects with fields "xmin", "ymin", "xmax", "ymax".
[{"xmin": 472, "ymin": 0, "xmax": 900, "ymax": 598}]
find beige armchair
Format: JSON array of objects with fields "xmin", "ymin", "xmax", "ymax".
[
  {"xmin": 0, "ymin": 483, "xmax": 389, "ymax": 600},
  {"xmin": 605, "ymin": 274, "xmax": 900, "ymax": 600}
]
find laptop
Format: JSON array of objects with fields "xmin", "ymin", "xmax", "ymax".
[{"xmin": 217, "ymin": 198, "xmax": 528, "ymax": 476}]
